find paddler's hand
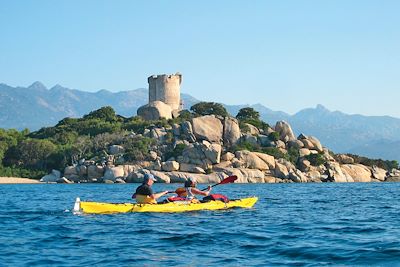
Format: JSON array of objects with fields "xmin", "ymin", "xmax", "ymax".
[{"xmin": 205, "ymin": 185, "xmax": 212, "ymax": 196}]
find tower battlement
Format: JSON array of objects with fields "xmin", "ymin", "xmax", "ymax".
[{"xmin": 148, "ymin": 73, "xmax": 182, "ymax": 111}]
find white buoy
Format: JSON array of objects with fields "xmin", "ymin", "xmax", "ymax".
[{"xmin": 73, "ymin": 197, "xmax": 81, "ymax": 214}]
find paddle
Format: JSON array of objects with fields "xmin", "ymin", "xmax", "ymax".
[
  {"xmin": 171, "ymin": 175, "xmax": 238, "ymax": 195},
  {"xmin": 200, "ymin": 175, "xmax": 238, "ymax": 191}
]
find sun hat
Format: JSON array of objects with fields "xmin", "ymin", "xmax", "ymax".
[
  {"xmin": 184, "ymin": 177, "xmax": 196, "ymax": 187},
  {"xmin": 143, "ymin": 173, "xmax": 157, "ymax": 183}
]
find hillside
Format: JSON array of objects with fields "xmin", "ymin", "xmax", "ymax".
[{"xmin": 1, "ymin": 105, "xmax": 398, "ymax": 183}]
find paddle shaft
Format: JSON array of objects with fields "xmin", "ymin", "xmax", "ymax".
[
  {"xmin": 200, "ymin": 175, "xmax": 238, "ymax": 191},
  {"xmin": 167, "ymin": 175, "xmax": 238, "ymax": 194},
  {"xmin": 200, "ymin": 183, "xmax": 219, "ymax": 191}
]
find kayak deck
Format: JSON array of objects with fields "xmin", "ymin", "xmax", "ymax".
[{"xmin": 74, "ymin": 197, "xmax": 258, "ymax": 214}]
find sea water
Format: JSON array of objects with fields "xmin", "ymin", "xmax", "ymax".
[{"xmin": 0, "ymin": 183, "xmax": 399, "ymax": 266}]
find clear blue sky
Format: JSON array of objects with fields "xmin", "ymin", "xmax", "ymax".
[{"xmin": 1, "ymin": 1, "xmax": 399, "ymax": 117}]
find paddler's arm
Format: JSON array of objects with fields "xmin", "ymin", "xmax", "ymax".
[
  {"xmin": 151, "ymin": 190, "xmax": 169, "ymax": 200},
  {"xmin": 191, "ymin": 186, "xmax": 212, "ymax": 196}
]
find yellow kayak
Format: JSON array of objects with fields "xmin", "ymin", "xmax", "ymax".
[{"xmin": 73, "ymin": 197, "xmax": 258, "ymax": 214}]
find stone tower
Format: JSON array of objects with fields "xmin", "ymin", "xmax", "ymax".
[
  {"xmin": 148, "ymin": 73, "xmax": 182, "ymax": 111},
  {"xmin": 137, "ymin": 73, "xmax": 182, "ymax": 121}
]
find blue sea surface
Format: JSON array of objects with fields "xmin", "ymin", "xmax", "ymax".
[{"xmin": 0, "ymin": 183, "xmax": 399, "ymax": 266}]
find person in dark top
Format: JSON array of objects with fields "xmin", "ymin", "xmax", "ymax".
[{"xmin": 133, "ymin": 173, "xmax": 168, "ymax": 204}]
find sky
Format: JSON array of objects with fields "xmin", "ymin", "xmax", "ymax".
[{"xmin": 0, "ymin": 0, "xmax": 399, "ymax": 117}]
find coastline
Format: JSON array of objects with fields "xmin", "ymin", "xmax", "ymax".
[{"xmin": 0, "ymin": 177, "xmax": 42, "ymax": 184}]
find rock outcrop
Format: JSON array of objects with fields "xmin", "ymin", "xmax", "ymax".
[
  {"xmin": 235, "ymin": 150, "xmax": 269, "ymax": 170},
  {"xmin": 192, "ymin": 115, "xmax": 223, "ymax": 143},
  {"xmin": 223, "ymin": 117, "xmax": 241, "ymax": 147},
  {"xmin": 341, "ymin": 164, "xmax": 372, "ymax": 182},
  {"xmin": 137, "ymin": 101, "xmax": 173, "ymax": 121},
  {"xmin": 40, "ymin": 169, "xmax": 61, "ymax": 183},
  {"xmin": 60, "ymin": 112, "xmax": 398, "ymax": 184},
  {"xmin": 275, "ymin": 121, "xmax": 296, "ymax": 142},
  {"xmin": 326, "ymin": 162, "xmax": 354, "ymax": 182}
]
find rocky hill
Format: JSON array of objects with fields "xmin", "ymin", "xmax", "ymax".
[{"xmin": 38, "ymin": 109, "xmax": 400, "ymax": 184}]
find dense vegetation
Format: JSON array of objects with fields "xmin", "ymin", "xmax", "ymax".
[
  {"xmin": 190, "ymin": 102, "xmax": 228, "ymax": 117},
  {"xmin": 344, "ymin": 154, "xmax": 399, "ymax": 170},
  {"xmin": 236, "ymin": 107, "xmax": 270, "ymax": 133},
  {"xmin": 0, "ymin": 104, "xmax": 398, "ymax": 179},
  {"xmin": 0, "ymin": 107, "xmax": 159, "ymax": 178}
]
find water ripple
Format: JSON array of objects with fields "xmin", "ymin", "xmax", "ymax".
[{"xmin": 1, "ymin": 183, "xmax": 400, "ymax": 266}]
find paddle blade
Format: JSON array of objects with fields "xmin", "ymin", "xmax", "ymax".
[{"xmin": 219, "ymin": 175, "xmax": 238, "ymax": 185}]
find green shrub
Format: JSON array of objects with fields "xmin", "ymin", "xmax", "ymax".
[
  {"xmin": 190, "ymin": 102, "xmax": 229, "ymax": 117},
  {"xmin": 55, "ymin": 117, "xmax": 79, "ymax": 127},
  {"xmin": 122, "ymin": 116, "xmax": 170, "ymax": 134},
  {"xmin": 177, "ymin": 110, "xmax": 193, "ymax": 121},
  {"xmin": 76, "ymin": 119, "xmax": 122, "ymax": 136},
  {"xmin": 261, "ymin": 147, "xmax": 286, "ymax": 159},
  {"xmin": 4, "ymin": 139, "xmax": 57, "ymax": 170},
  {"xmin": 122, "ymin": 136, "xmax": 155, "ymax": 162},
  {"xmin": 164, "ymin": 131, "xmax": 174, "ymax": 145},
  {"xmin": 29, "ymin": 126, "xmax": 59, "ymax": 139},
  {"xmin": 0, "ymin": 129, "xmax": 28, "ymax": 163},
  {"xmin": 236, "ymin": 107, "xmax": 270, "ymax": 133},
  {"xmin": 305, "ymin": 153, "xmax": 326, "ymax": 166},
  {"xmin": 122, "ymin": 116, "xmax": 151, "ymax": 134},
  {"xmin": 83, "ymin": 106, "xmax": 117, "ymax": 122},
  {"xmin": 286, "ymin": 147, "xmax": 300, "ymax": 164},
  {"xmin": 236, "ymin": 107, "xmax": 260, "ymax": 121},
  {"xmin": 346, "ymin": 153, "xmax": 399, "ymax": 170},
  {"xmin": 164, "ymin": 143, "xmax": 187, "ymax": 161},
  {"xmin": 268, "ymin": 132, "xmax": 279, "ymax": 142},
  {"xmin": 51, "ymin": 131, "xmax": 79, "ymax": 145},
  {"xmin": 91, "ymin": 132, "xmax": 126, "ymax": 152},
  {"xmin": 239, "ymin": 122, "xmax": 251, "ymax": 133},
  {"xmin": 232, "ymin": 141, "xmax": 260, "ymax": 152},
  {"xmin": 0, "ymin": 166, "xmax": 46, "ymax": 179}
]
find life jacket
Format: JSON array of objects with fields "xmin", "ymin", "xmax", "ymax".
[
  {"xmin": 175, "ymin": 187, "xmax": 187, "ymax": 197},
  {"xmin": 135, "ymin": 195, "xmax": 157, "ymax": 204},
  {"xmin": 174, "ymin": 187, "xmax": 196, "ymax": 201},
  {"xmin": 163, "ymin": 196, "xmax": 200, "ymax": 204},
  {"xmin": 203, "ymin": 194, "xmax": 229, "ymax": 203},
  {"xmin": 165, "ymin": 196, "xmax": 187, "ymax": 202}
]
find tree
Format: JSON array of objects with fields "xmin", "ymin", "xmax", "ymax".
[
  {"xmin": 236, "ymin": 107, "xmax": 269, "ymax": 131},
  {"xmin": 83, "ymin": 106, "xmax": 117, "ymax": 122},
  {"xmin": 4, "ymin": 139, "xmax": 57, "ymax": 169},
  {"xmin": 236, "ymin": 107, "xmax": 260, "ymax": 121},
  {"xmin": 178, "ymin": 110, "xmax": 193, "ymax": 121},
  {"xmin": 76, "ymin": 119, "xmax": 122, "ymax": 136},
  {"xmin": 190, "ymin": 102, "xmax": 229, "ymax": 117},
  {"xmin": 0, "ymin": 129, "xmax": 28, "ymax": 164},
  {"xmin": 123, "ymin": 136, "xmax": 155, "ymax": 162},
  {"xmin": 55, "ymin": 117, "xmax": 79, "ymax": 127}
]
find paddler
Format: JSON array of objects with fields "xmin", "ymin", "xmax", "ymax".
[
  {"xmin": 175, "ymin": 177, "xmax": 212, "ymax": 202},
  {"xmin": 133, "ymin": 173, "xmax": 169, "ymax": 204}
]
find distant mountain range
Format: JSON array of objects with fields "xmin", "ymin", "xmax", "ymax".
[
  {"xmin": 1, "ymin": 82, "xmax": 400, "ymax": 162},
  {"xmin": 0, "ymin": 81, "xmax": 198, "ymax": 129}
]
